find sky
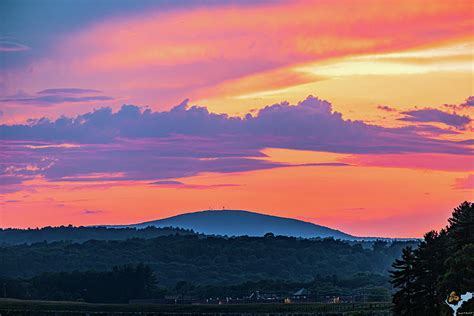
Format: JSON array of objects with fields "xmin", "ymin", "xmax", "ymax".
[{"xmin": 0, "ymin": 0, "xmax": 473, "ymax": 237}]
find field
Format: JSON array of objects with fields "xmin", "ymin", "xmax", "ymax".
[{"xmin": 0, "ymin": 298, "xmax": 392, "ymax": 315}]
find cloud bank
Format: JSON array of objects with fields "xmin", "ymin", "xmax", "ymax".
[{"xmin": 1, "ymin": 96, "xmax": 472, "ymax": 191}]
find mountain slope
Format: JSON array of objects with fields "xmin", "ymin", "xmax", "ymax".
[{"xmin": 127, "ymin": 210, "xmax": 354, "ymax": 239}]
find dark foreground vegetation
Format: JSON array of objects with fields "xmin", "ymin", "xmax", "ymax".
[
  {"xmin": 0, "ymin": 298, "xmax": 393, "ymax": 315},
  {"xmin": 390, "ymin": 201, "xmax": 473, "ymax": 315},
  {"xmin": 0, "ymin": 264, "xmax": 390, "ymax": 303}
]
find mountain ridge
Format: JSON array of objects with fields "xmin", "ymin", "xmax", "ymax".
[{"xmin": 119, "ymin": 209, "xmax": 355, "ymax": 239}]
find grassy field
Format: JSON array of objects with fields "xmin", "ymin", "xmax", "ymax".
[{"xmin": 0, "ymin": 298, "xmax": 392, "ymax": 315}]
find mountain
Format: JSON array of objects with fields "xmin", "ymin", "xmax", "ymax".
[{"xmin": 125, "ymin": 210, "xmax": 355, "ymax": 239}]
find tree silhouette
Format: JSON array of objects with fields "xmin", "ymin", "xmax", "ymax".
[
  {"xmin": 391, "ymin": 201, "xmax": 473, "ymax": 315},
  {"xmin": 411, "ymin": 230, "xmax": 448, "ymax": 315},
  {"xmin": 390, "ymin": 246, "xmax": 417, "ymax": 315},
  {"xmin": 441, "ymin": 201, "xmax": 474, "ymax": 297},
  {"xmin": 447, "ymin": 201, "xmax": 474, "ymax": 249}
]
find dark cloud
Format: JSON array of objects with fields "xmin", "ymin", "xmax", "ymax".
[
  {"xmin": 0, "ymin": 89, "xmax": 113, "ymax": 106},
  {"xmin": 377, "ymin": 105, "xmax": 397, "ymax": 112},
  {"xmin": 399, "ymin": 108, "xmax": 471, "ymax": 130},
  {"xmin": 0, "ymin": 96, "xmax": 472, "ymax": 191}
]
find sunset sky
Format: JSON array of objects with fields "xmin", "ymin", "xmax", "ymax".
[{"xmin": 0, "ymin": 0, "xmax": 473, "ymax": 237}]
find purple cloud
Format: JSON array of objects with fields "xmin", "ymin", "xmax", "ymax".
[
  {"xmin": 443, "ymin": 96, "xmax": 474, "ymax": 110},
  {"xmin": 460, "ymin": 96, "xmax": 474, "ymax": 107},
  {"xmin": 2, "ymin": 97, "xmax": 469, "ymax": 152},
  {"xmin": 399, "ymin": 108, "xmax": 471, "ymax": 130},
  {"xmin": 0, "ymin": 96, "xmax": 472, "ymax": 192}
]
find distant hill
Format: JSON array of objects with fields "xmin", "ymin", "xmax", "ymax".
[
  {"xmin": 0, "ymin": 226, "xmax": 195, "ymax": 245},
  {"xmin": 124, "ymin": 210, "xmax": 355, "ymax": 239}
]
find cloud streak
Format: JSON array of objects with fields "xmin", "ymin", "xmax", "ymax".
[
  {"xmin": 0, "ymin": 88, "xmax": 113, "ymax": 106},
  {"xmin": 37, "ymin": 88, "xmax": 103, "ymax": 95},
  {"xmin": 399, "ymin": 108, "xmax": 471, "ymax": 130},
  {"xmin": 150, "ymin": 180, "xmax": 240, "ymax": 190},
  {"xmin": 0, "ymin": 40, "xmax": 30, "ymax": 52}
]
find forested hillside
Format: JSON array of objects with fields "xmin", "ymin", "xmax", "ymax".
[{"xmin": 0, "ymin": 234, "xmax": 414, "ymax": 286}]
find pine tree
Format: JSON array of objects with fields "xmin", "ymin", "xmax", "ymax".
[
  {"xmin": 441, "ymin": 201, "xmax": 474, "ymax": 312},
  {"xmin": 390, "ymin": 246, "xmax": 417, "ymax": 315},
  {"xmin": 411, "ymin": 230, "xmax": 447, "ymax": 315},
  {"xmin": 447, "ymin": 201, "xmax": 474, "ymax": 250}
]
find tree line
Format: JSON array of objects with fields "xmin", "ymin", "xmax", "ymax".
[
  {"xmin": 0, "ymin": 225, "xmax": 196, "ymax": 245},
  {"xmin": 0, "ymin": 233, "xmax": 415, "ymax": 286}
]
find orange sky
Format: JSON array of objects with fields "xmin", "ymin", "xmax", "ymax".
[{"xmin": 0, "ymin": 0, "xmax": 473, "ymax": 237}]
